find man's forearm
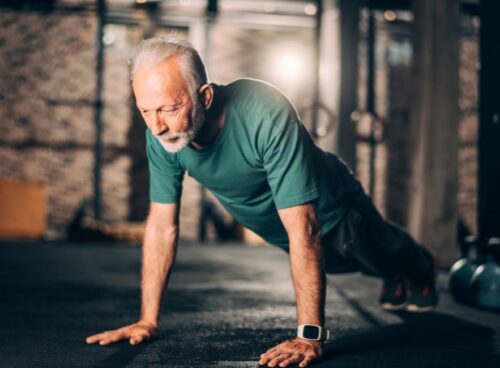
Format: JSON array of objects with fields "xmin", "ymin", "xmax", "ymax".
[
  {"xmin": 289, "ymin": 233, "xmax": 325, "ymax": 327},
  {"xmin": 140, "ymin": 219, "xmax": 179, "ymax": 327}
]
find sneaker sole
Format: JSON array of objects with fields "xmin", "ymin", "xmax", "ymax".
[
  {"xmin": 380, "ymin": 302, "xmax": 407, "ymax": 311},
  {"xmin": 405, "ymin": 304, "xmax": 436, "ymax": 313}
]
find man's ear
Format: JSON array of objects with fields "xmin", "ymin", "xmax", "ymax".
[{"xmin": 198, "ymin": 84, "xmax": 214, "ymax": 110}]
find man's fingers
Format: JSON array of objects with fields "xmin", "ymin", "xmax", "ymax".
[
  {"xmin": 267, "ymin": 354, "xmax": 291, "ymax": 367},
  {"xmin": 86, "ymin": 332, "xmax": 110, "ymax": 344},
  {"xmin": 258, "ymin": 339, "xmax": 323, "ymax": 367},
  {"xmin": 278, "ymin": 354, "xmax": 302, "ymax": 367},
  {"xmin": 130, "ymin": 328, "xmax": 155, "ymax": 345},
  {"xmin": 101, "ymin": 330, "xmax": 128, "ymax": 345},
  {"xmin": 298, "ymin": 355, "xmax": 314, "ymax": 367},
  {"xmin": 86, "ymin": 322, "xmax": 157, "ymax": 347},
  {"xmin": 86, "ymin": 336, "xmax": 98, "ymax": 344},
  {"xmin": 259, "ymin": 350, "xmax": 283, "ymax": 365},
  {"xmin": 87, "ymin": 329, "xmax": 129, "ymax": 346},
  {"xmin": 261, "ymin": 346, "xmax": 278, "ymax": 357}
]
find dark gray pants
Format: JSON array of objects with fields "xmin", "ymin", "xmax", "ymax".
[{"xmin": 322, "ymin": 189, "xmax": 434, "ymax": 283}]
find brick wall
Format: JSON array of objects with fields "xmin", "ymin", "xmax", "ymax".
[
  {"xmin": 0, "ymin": 9, "xmax": 98, "ymax": 238},
  {"xmin": 0, "ymin": 7, "xmax": 479, "ymax": 242},
  {"xmin": 457, "ymin": 35, "xmax": 479, "ymax": 235}
]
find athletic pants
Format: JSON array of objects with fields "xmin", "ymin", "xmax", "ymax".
[{"xmin": 321, "ymin": 189, "xmax": 434, "ymax": 282}]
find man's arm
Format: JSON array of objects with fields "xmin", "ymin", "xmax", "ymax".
[
  {"xmin": 86, "ymin": 201, "xmax": 180, "ymax": 346},
  {"xmin": 140, "ymin": 201, "xmax": 180, "ymax": 329},
  {"xmin": 283, "ymin": 202, "xmax": 325, "ymax": 328},
  {"xmin": 259, "ymin": 202, "xmax": 325, "ymax": 368}
]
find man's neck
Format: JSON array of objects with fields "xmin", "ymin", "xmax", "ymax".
[{"xmin": 190, "ymin": 87, "xmax": 226, "ymax": 150}]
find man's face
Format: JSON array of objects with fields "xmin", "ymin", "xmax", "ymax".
[{"xmin": 132, "ymin": 58, "xmax": 205, "ymax": 153}]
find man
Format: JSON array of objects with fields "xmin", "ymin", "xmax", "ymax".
[{"xmin": 86, "ymin": 36, "xmax": 438, "ymax": 368}]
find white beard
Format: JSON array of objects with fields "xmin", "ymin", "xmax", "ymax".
[{"xmin": 155, "ymin": 97, "xmax": 205, "ymax": 153}]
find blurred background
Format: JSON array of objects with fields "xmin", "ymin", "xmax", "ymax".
[{"xmin": 0, "ymin": 0, "xmax": 497, "ymax": 269}]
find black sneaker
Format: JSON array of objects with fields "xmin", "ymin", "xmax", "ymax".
[
  {"xmin": 379, "ymin": 277, "xmax": 407, "ymax": 311},
  {"xmin": 405, "ymin": 266, "xmax": 439, "ymax": 312}
]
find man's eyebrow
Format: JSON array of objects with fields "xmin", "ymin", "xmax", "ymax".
[
  {"xmin": 161, "ymin": 103, "xmax": 182, "ymax": 109},
  {"xmin": 162, "ymin": 100, "xmax": 188, "ymax": 109},
  {"xmin": 136, "ymin": 103, "xmax": 179, "ymax": 111}
]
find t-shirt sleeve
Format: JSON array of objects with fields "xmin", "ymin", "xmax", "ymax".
[
  {"xmin": 262, "ymin": 101, "xmax": 320, "ymax": 209},
  {"xmin": 145, "ymin": 129, "xmax": 185, "ymax": 203}
]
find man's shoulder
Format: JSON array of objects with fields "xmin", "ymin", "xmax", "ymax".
[
  {"xmin": 225, "ymin": 78, "xmax": 280, "ymax": 93},
  {"xmin": 223, "ymin": 78, "xmax": 291, "ymax": 113}
]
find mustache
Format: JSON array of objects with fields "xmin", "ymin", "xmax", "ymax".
[{"xmin": 156, "ymin": 131, "xmax": 191, "ymax": 141}]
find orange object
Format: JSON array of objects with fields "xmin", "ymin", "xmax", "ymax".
[{"xmin": 0, "ymin": 180, "xmax": 46, "ymax": 240}]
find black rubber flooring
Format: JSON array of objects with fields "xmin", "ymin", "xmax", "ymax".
[{"xmin": 1, "ymin": 241, "xmax": 499, "ymax": 367}]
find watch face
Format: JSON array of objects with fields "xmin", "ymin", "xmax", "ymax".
[{"xmin": 302, "ymin": 325, "xmax": 320, "ymax": 339}]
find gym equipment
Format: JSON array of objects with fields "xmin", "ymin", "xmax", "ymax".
[
  {"xmin": 449, "ymin": 236, "xmax": 480, "ymax": 304},
  {"xmin": 470, "ymin": 238, "xmax": 500, "ymax": 310}
]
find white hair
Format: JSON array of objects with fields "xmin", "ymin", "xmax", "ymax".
[{"xmin": 129, "ymin": 35, "xmax": 208, "ymax": 96}]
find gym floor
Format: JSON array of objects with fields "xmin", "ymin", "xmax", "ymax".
[{"xmin": 1, "ymin": 241, "xmax": 499, "ymax": 367}]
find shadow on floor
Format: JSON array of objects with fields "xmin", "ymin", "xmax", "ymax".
[
  {"xmin": 91, "ymin": 342, "xmax": 149, "ymax": 368},
  {"xmin": 319, "ymin": 311, "xmax": 500, "ymax": 368},
  {"xmin": 85, "ymin": 311, "xmax": 500, "ymax": 368}
]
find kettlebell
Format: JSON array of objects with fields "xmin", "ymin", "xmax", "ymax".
[
  {"xmin": 470, "ymin": 238, "xmax": 500, "ymax": 310},
  {"xmin": 449, "ymin": 236, "xmax": 479, "ymax": 304}
]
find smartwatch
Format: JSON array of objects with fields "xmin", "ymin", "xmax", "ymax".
[{"xmin": 297, "ymin": 324, "xmax": 330, "ymax": 341}]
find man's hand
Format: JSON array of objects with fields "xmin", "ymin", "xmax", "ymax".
[
  {"xmin": 85, "ymin": 320, "xmax": 157, "ymax": 346},
  {"xmin": 258, "ymin": 338, "xmax": 323, "ymax": 367}
]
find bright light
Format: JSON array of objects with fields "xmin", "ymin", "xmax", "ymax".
[
  {"xmin": 103, "ymin": 32, "xmax": 116, "ymax": 46},
  {"xmin": 280, "ymin": 55, "xmax": 304, "ymax": 76},
  {"xmin": 267, "ymin": 47, "xmax": 307, "ymax": 87},
  {"xmin": 384, "ymin": 10, "xmax": 397, "ymax": 22},
  {"xmin": 304, "ymin": 4, "xmax": 317, "ymax": 16}
]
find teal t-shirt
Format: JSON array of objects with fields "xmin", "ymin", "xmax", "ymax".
[{"xmin": 146, "ymin": 79, "xmax": 360, "ymax": 249}]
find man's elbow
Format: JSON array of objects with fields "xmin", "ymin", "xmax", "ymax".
[
  {"xmin": 292, "ymin": 214, "xmax": 321, "ymax": 242},
  {"xmin": 288, "ymin": 225, "xmax": 322, "ymax": 250}
]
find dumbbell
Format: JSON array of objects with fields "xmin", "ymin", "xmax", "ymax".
[
  {"xmin": 449, "ymin": 236, "xmax": 479, "ymax": 304},
  {"xmin": 470, "ymin": 238, "xmax": 500, "ymax": 310}
]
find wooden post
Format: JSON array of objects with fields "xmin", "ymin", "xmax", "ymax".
[{"xmin": 408, "ymin": 0, "xmax": 460, "ymax": 267}]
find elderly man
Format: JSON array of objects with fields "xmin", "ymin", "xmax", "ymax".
[{"xmin": 86, "ymin": 36, "xmax": 438, "ymax": 367}]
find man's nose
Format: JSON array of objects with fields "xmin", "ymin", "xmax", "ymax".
[{"xmin": 150, "ymin": 112, "xmax": 167, "ymax": 135}]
